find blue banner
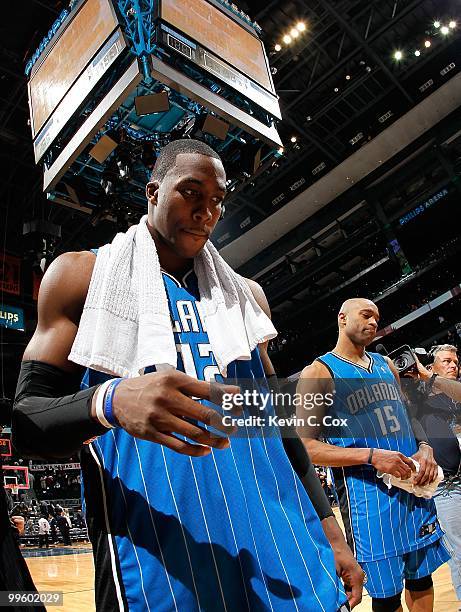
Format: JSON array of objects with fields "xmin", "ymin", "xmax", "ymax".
[{"xmin": 0, "ymin": 305, "xmax": 25, "ymax": 331}]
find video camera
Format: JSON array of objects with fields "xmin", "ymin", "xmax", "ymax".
[{"xmin": 386, "ymin": 345, "xmax": 432, "ymax": 375}]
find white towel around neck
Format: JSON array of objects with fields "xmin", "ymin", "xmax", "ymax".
[{"xmin": 69, "ymin": 215, "xmax": 277, "ymax": 377}]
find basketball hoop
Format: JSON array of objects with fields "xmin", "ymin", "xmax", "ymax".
[{"xmin": 3, "ymin": 466, "xmax": 29, "ymax": 494}]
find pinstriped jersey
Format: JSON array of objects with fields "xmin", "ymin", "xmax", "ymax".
[
  {"xmin": 317, "ymin": 351, "xmax": 442, "ymax": 563},
  {"xmin": 80, "ymin": 271, "xmax": 346, "ymax": 612}
]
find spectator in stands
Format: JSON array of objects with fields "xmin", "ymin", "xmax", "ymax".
[
  {"xmin": 49, "ymin": 514, "xmax": 58, "ymax": 544},
  {"xmin": 55, "ymin": 509, "xmax": 71, "ymax": 545},
  {"xmin": 75, "ymin": 509, "xmax": 85, "ymax": 529},
  {"xmin": 11, "ymin": 501, "xmax": 29, "ymax": 520},
  {"xmin": 38, "ymin": 514, "xmax": 50, "ymax": 549}
]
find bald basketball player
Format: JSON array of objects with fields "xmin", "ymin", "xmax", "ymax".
[{"xmin": 296, "ymin": 298, "xmax": 449, "ymax": 612}]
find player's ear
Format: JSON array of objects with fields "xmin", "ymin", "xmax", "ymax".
[
  {"xmin": 338, "ymin": 312, "xmax": 347, "ymax": 326},
  {"xmin": 146, "ymin": 181, "xmax": 159, "ymax": 205}
]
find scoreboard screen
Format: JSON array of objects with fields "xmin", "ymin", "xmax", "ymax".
[
  {"xmin": 28, "ymin": 0, "xmax": 118, "ymax": 138},
  {"xmin": 161, "ymin": 0, "xmax": 274, "ymax": 94}
]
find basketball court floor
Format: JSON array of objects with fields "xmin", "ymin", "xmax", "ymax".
[{"xmin": 23, "ymin": 508, "xmax": 459, "ymax": 611}]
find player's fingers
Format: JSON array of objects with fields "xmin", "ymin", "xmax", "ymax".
[
  {"xmin": 414, "ymin": 472, "xmax": 427, "ymax": 486},
  {"xmin": 415, "ymin": 473, "xmax": 428, "ymax": 486},
  {"xmin": 346, "ymin": 573, "xmax": 364, "ymax": 609},
  {"xmin": 395, "ymin": 460, "xmax": 412, "ymax": 479},
  {"xmin": 176, "ymin": 374, "xmax": 240, "ymax": 404},
  {"xmin": 153, "ymin": 431, "xmax": 212, "ymax": 457},
  {"xmin": 167, "ymin": 415, "xmax": 230, "ymax": 449},
  {"xmin": 171, "ymin": 394, "xmax": 239, "ymax": 434},
  {"xmin": 429, "ymin": 463, "xmax": 439, "ymax": 484},
  {"xmin": 414, "ymin": 459, "xmax": 428, "ymax": 485},
  {"xmin": 399, "ymin": 454, "xmax": 416, "ymax": 470},
  {"xmin": 392, "ymin": 463, "xmax": 411, "ymax": 479}
]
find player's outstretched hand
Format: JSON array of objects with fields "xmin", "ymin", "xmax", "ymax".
[
  {"xmin": 102, "ymin": 370, "xmax": 241, "ymax": 456},
  {"xmin": 370, "ymin": 449, "xmax": 416, "ymax": 479},
  {"xmin": 411, "ymin": 444, "xmax": 439, "ymax": 485}
]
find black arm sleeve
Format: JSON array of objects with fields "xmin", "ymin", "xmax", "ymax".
[
  {"xmin": 283, "ymin": 436, "xmax": 334, "ymax": 520},
  {"xmin": 12, "ymin": 360, "xmax": 107, "ymax": 460},
  {"xmin": 266, "ymin": 374, "xmax": 333, "ymax": 521}
]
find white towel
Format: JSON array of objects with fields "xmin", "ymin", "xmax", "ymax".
[
  {"xmin": 377, "ymin": 459, "xmax": 444, "ymax": 499},
  {"xmin": 69, "ymin": 215, "xmax": 277, "ymax": 378}
]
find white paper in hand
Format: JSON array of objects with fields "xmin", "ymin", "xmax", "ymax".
[{"xmin": 377, "ymin": 459, "xmax": 444, "ymax": 499}]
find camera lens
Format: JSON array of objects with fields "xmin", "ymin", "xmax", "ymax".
[{"xmin": 394, "ymin": 356, "xmax": 409, "ymax": 371}]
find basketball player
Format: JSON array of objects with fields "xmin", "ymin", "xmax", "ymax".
[
  {"xmin": 13, "ymin": 141, "xmax": 363, "ymax": 610},
  {"xmin": 296, "ymin": 298, "xmax": 449, "ymax": 612}
]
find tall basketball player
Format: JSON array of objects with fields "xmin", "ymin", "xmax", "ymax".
[
  {"xmin": 12, "ymin": 141, "xmax": 363, "ymax": 610},
  {"xmin": 297, "ymin": 298, "xmax": 449, "ymax": 612}
]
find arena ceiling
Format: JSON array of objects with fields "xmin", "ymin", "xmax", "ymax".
[{"xmin": 0, "ymin": 0, "xmax": 460, "ymax": 313}]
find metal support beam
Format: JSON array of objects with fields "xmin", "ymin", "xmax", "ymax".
[
  {"xmin": 316, "ymin": 0, "xmax": 414, "ymax": 104},
  {"xmin": 284, "ymin": 0, "xmax": 422, "ymax": 115},
  {"xmin": 254, "ymin": 0, "xmax": 280, "ymax": 21},
  {"xmin": 434, "ymin": 145, "xmax": 461, "ymax": 196}
]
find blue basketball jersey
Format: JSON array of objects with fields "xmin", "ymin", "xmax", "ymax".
[
  {"xmin": 317, "ymin": 351, "xmax": 442, "ymax": 563},
  {"xmin": 80, "ymin": 271, "xmax": 346, "ymax": 612}
]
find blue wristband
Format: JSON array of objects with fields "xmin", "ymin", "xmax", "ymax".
[{"xmin": 103, "ymin": 378, "xmax": 124, "ymax": 427}]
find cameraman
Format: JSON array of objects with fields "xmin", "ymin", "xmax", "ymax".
[{"xmin": 407, "ymin": 344, "xmax": 461, "ymax": 603}]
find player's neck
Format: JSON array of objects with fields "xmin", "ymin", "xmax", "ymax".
[
  {"xmin": 148, "ymin": 223, "xmax": 193, "ymax": 277},
  {"xmin": 333, "ymin": 337, "xmax": 367, "ymax": 363}
]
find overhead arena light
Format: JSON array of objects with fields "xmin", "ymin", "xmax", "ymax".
[
  {"xmin": 449, "ymin": 20, "xmax": 457, "ymax": 29},
  {"xmin": 349, "ymin": 132, "xmax": 364, "ymax": 146},
  {"xmin": 414, "ymin": 49, "xmax": 421, "ymax": 56},
  {"xmin": 419, "ymin": 79, "xmax": 434, "ymax": 93},
  {"xmin": 441, "ymin": 25, "xmax": 449, "ymax": 35},
  {"xmin": 283, "ymin": 34, "xmax": 292, "ymax": 44},
  {"xmin": 274, "ymin": 44, "xmax": 281, "ymax": 52},
  {"xmin": 116, "ymin": 152, "xmax": 132, "ymax": 180},
  {"xmin": 296, "ymin": 22, "xmax": 306, "ymax": 32},
  {"xmin": 424, "ymin": 40, "xmax": 431, "ymax": 48},
  {"xmin": 290, "ymin": 28, "xmax": 299, "ymax": 38},
  {"xmin": 434, "ymin": 21, "xmax": 441, "ymax": 29},
  {"xmin": 393, "ymin": 50, "xmax": 403, "ymax": 61},
  {"xmin": 378, "ymin": 110, "xmax": 393, "ymax": 123},
  {"xmin": 440, "ymin": 62, "xmax": 456, "ymax": 76}
]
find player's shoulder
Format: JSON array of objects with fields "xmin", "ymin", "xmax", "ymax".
[
  {"xmin": 38, "ymin": 251, "xmax": 96, "ymax": 321},
  {"xmin": 299, "ymin": 358, "xmax": 333, "ymax": 380},
  {"xmin": 43, "ymin": 250, "xmax": 95, "ymax": 293},
  {"xmin": 242, "ymin": 277, "xmax": 270, "ymax": 317},
  {"xmin": 46, "ymin": 250, "xmax": 96, "ymax": 275},
  {"xmin": 368, "ymin": 351, "xmax": 391, "ymax": 369}
]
